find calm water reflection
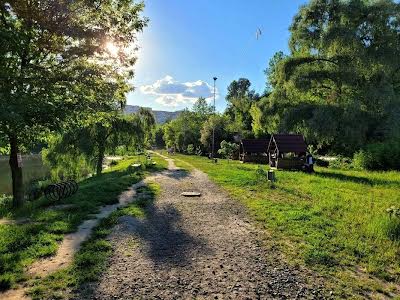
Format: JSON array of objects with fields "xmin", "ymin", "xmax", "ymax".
[{"xmin": 0, "ymin": 155, "xmax": 50, "ymax": 195}]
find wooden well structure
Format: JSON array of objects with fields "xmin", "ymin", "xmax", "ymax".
[
  {"xmin": 267, "ymin": 134, "xmax": 307, "ymax": 170},
  {"xmin": 239, "ymin": 139, "xmax": 269, "ymax": 163}
]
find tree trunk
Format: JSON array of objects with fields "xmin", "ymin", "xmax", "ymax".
[
  {"xmin": 96, "ymin": 144, "xmax": 106, "ymax": 176},
  {"xmin": 9, "ymin": 135, "xmax": 24, "ymax": 207}
]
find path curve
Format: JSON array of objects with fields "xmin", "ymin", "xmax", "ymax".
[
  {"xmin": 1, "ymin": 180, "xmax": 147, "ymax": 300},
  {"xmin": 86, "ymin": 154, "xmax": 326, "ymax": 299}
]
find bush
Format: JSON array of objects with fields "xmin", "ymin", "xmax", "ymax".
[
  {"xmin": 217, "ymin": 140, "xmax": 239, "ymax": 160},
  {"xmin": 255, "ymin": 165, "xmax": 268, "ymax": 181},
  {"xmin": 187, "ymin": 144, "xmax": 195, "ymax": 155},
  {"xmin": 328, "ymin": 156, "xmax": 353, "ymax": 169},
  {"xmin": 386, "ymin": 206, "xmax": 400, "ymax": 241},
  {"xmin": 353, "ymin": 140, "xmax": 400, "ymax": 170}
]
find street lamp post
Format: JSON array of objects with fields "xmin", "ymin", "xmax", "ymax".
[{"xmin": 212, "ymin": 77, "xmax": 217, "ymax": 159}]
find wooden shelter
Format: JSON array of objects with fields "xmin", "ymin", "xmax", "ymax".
[
  {"xmin": 267, "ymin": 134, "xmax": 307, "ymax": 170},
  {"xmin": 239, "ymin": 139, "xmax": 269, "ymax": 163}
]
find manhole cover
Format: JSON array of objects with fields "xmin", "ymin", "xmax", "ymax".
[{"xmin": 181, "ymin": 191, "xmax": 202, "ymax": 197}]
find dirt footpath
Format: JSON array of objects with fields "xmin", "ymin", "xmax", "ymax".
[{"xmin": 83, "ymin": 156, "xmax": 326, "ymax": 299}]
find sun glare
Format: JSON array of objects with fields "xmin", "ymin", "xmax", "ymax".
[{"xmin": 105, "ymin": 41, "xmax": 119, "ymax": 57}]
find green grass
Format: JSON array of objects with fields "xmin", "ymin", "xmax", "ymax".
[
  {"xmin": 173, "ymin": 153, "xmax": 400, "ymax": 298},
  {"xmin": 0, "ymin": 154, "xmax": 167, "ymax": 291},
  {"xmin": 27, "ymin": 182, "xmax": 160, "ymax": 300}
]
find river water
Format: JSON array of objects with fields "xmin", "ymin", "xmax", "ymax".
[{"xmin": 0, "ymin": 155, "xmax": 50, "ymax": 195}]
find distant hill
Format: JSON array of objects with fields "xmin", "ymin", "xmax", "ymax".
[{"xmin": 124, "ymin": 105, "xmax": 181, "ymax": 124}]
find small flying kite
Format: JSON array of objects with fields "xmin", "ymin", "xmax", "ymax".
[{"xmin": 256, "ymin": 27, "xmax": 262, "ymax": 40}]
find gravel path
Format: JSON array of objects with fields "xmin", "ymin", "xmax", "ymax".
[{"xmin": 84, "ymin": 156, "xmax": 326, "ymax": 299}]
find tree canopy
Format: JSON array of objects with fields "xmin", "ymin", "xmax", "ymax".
[
  {"xmin": 258, "ymin": 0, "xmax": 400, "ymax": 155},
  {"xmin": 0, "ymin": 0, "xmax": 147, "ymax": 206}
]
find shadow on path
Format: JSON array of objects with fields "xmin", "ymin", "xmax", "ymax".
[
  {"xmin": 121, "ymin": 190, "xmax": 211, "ymax": 268},
  {"xmin": 161, "ymin": 169, "xmax": 190, "ymax": 180}
]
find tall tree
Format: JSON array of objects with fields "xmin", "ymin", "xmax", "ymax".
[
  {"xmin": 192, "ymin": 97, "xmax": 213, "ymax": 119},
  {"xmin": 0, "ymin": 1, "xmax": 147, "ymax": 206},
  {"xmin": 200, "ymin": 114, "xmax": 231, "ymax": 153},
  {"xmin": 265, "ymin": 0, "xmax": 400, "ymax": 154},
  {"xmin": 137, "ymin": 107, "xmax": 156, "ymax": 148},
  {"xmin": 47, "ymin": 113, "xmax": 144, "ymax": 176},
  {"xmin": 264, "ymin": 51, "xmax": 286, "ymax": 93},
  {"xmin": 225, "ymin": 78, "xmax": 259, "ymax": 135}
]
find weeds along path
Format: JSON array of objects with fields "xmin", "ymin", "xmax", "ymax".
[
  {"xmin": 0, "ymin": 179, "xmax": 149, "ymax": 300},
  {"xmin": 86, "ymin": 153, "xmax": 327, "ymax": 299}
]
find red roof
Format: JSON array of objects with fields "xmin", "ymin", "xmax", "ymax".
[{"xmin": 268, "ymin": 134, "xmax": 307, "ymax": 153}]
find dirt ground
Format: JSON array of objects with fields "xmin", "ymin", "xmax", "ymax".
[{"xmin": 81, "ymin": 155, "xmax": 327, "ymax": 299}]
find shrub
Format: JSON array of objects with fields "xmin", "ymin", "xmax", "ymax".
[
  {"xmin": 218, "ymin": 140, "xmax": 239, "ymax": 160},
  {"xmin": 353, "ymin": 140, "xmax": 400, "ymax": 170},
  {"xmin": 255, "ymin": 165, "xmax": 268, "ymax": 181},
  {"xmin": 186, "ymin": 144, "xmax": 195, "ymax": 155},
  {"xmin": 328, "ymin": 156, "xmax": 353, "ymax": 169},
  {"xmin": 385, "ymin": 206, "xmax": 400, "ymax": 241}
]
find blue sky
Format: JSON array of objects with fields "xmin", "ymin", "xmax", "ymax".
[{"xmin": 128, "ymin": 0, "xmax": 308, "ymax": 112}]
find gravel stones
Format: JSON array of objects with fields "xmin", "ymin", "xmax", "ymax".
[{"xmin": 80, "ymin": 157, "xmax": 327, "ymax": 300}]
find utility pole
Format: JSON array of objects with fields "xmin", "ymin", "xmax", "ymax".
[{"xmin": 212, "ymin": 77, "xmax": 217, "ymax": 159}]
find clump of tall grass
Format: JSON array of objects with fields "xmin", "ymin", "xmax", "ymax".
[
  {"xmin": 255, "ymin": 166, "xmax": 275, "ymax": 189},
  {"xmin": 386, "ymin": 206, "xmax": 400, "ymax": 241},
  {"xmin": 255, "ymin": 165, "xmax": 268, "ymax": 181}
]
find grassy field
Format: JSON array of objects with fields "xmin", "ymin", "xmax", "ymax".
[
  {"xmin": 0, "ymin": 154, "xmax": 167, "ymax": 291},
  {"xmin": 173, "ymin": 154, "xmax": 400, "ymax": 298}
]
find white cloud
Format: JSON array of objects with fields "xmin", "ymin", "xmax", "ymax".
[{"xmin": 140, "ymin": 75, "xmax": 217, "ymax": 107}]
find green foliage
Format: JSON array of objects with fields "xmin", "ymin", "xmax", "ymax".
[
  {"xmin": 250, "ymin": 98, "xmax": 272, "ymax": 138},
  {"xmin": 153, "ymin": 125, "xmax": 166, "ymax": 149},
  {"xmin": 0, "ymin": 0, "xmax": 147, "ymax": 205},
  {"xmin": 200, "ymin": 114, "xmax": 233, "ymax": 153},
  {"xmin": 353, "ymin": 140, "xmax": 400, "ymax": 171},
  {"xmin": 186, "ymin": 144, "xmax": 195, "ymax": 155},
  {"xmin": 42, "ymin": 138, "xmax": 92, "ymax": 181},
  {"xmin": 385, "ymin": 207, "xmax": 400, "ymax": 241},
  {"xmin": 225, "ymin": 78, "xmax": 259, "ymax": 135},
  {"xmin": 192, "ymin": 97, "xmax": 213, "ymax": 117},
  {"xmin": 264, "ymin": 51, "xmax": 286, "ymax": 92},
  {"xmin": 44, "ymin": 113, "xmax": 144, "ymax": 177},
  {"xmin": 328, "ymin": 156, "xmax": 353, "ymax": 170},
  {"xmin": 217, "ymin": 140, "xmax": 239, "ymax": 160},
  {"xmin": 255, "ymin": 165, "xmax": 268, "ymax": 181},
  {"xmin": 137, "ymin": 108, "xmax": 156, "ymax": 148},
  {"xmin": 257, "ymin": 0, "xmax": 400, "ymax": 155},
  {"xmin": 162, "ymin": 99, "xmax": 214, "ymax": 152}
]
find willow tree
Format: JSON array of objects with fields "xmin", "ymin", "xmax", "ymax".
[
  {"xmin": 0, "ymin": 1, "xmax": 147, "ymax": 206},
  {"xmin": 265, "ymin": 0, "xmax": 400, "ymax": 154},
  {"xmin": 46, "ymin": 113, "xmax": 144, "ymax": 176},
  {"xmin": 137, "ymin": 107, "xmax": 156, "ymax": 148}
]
